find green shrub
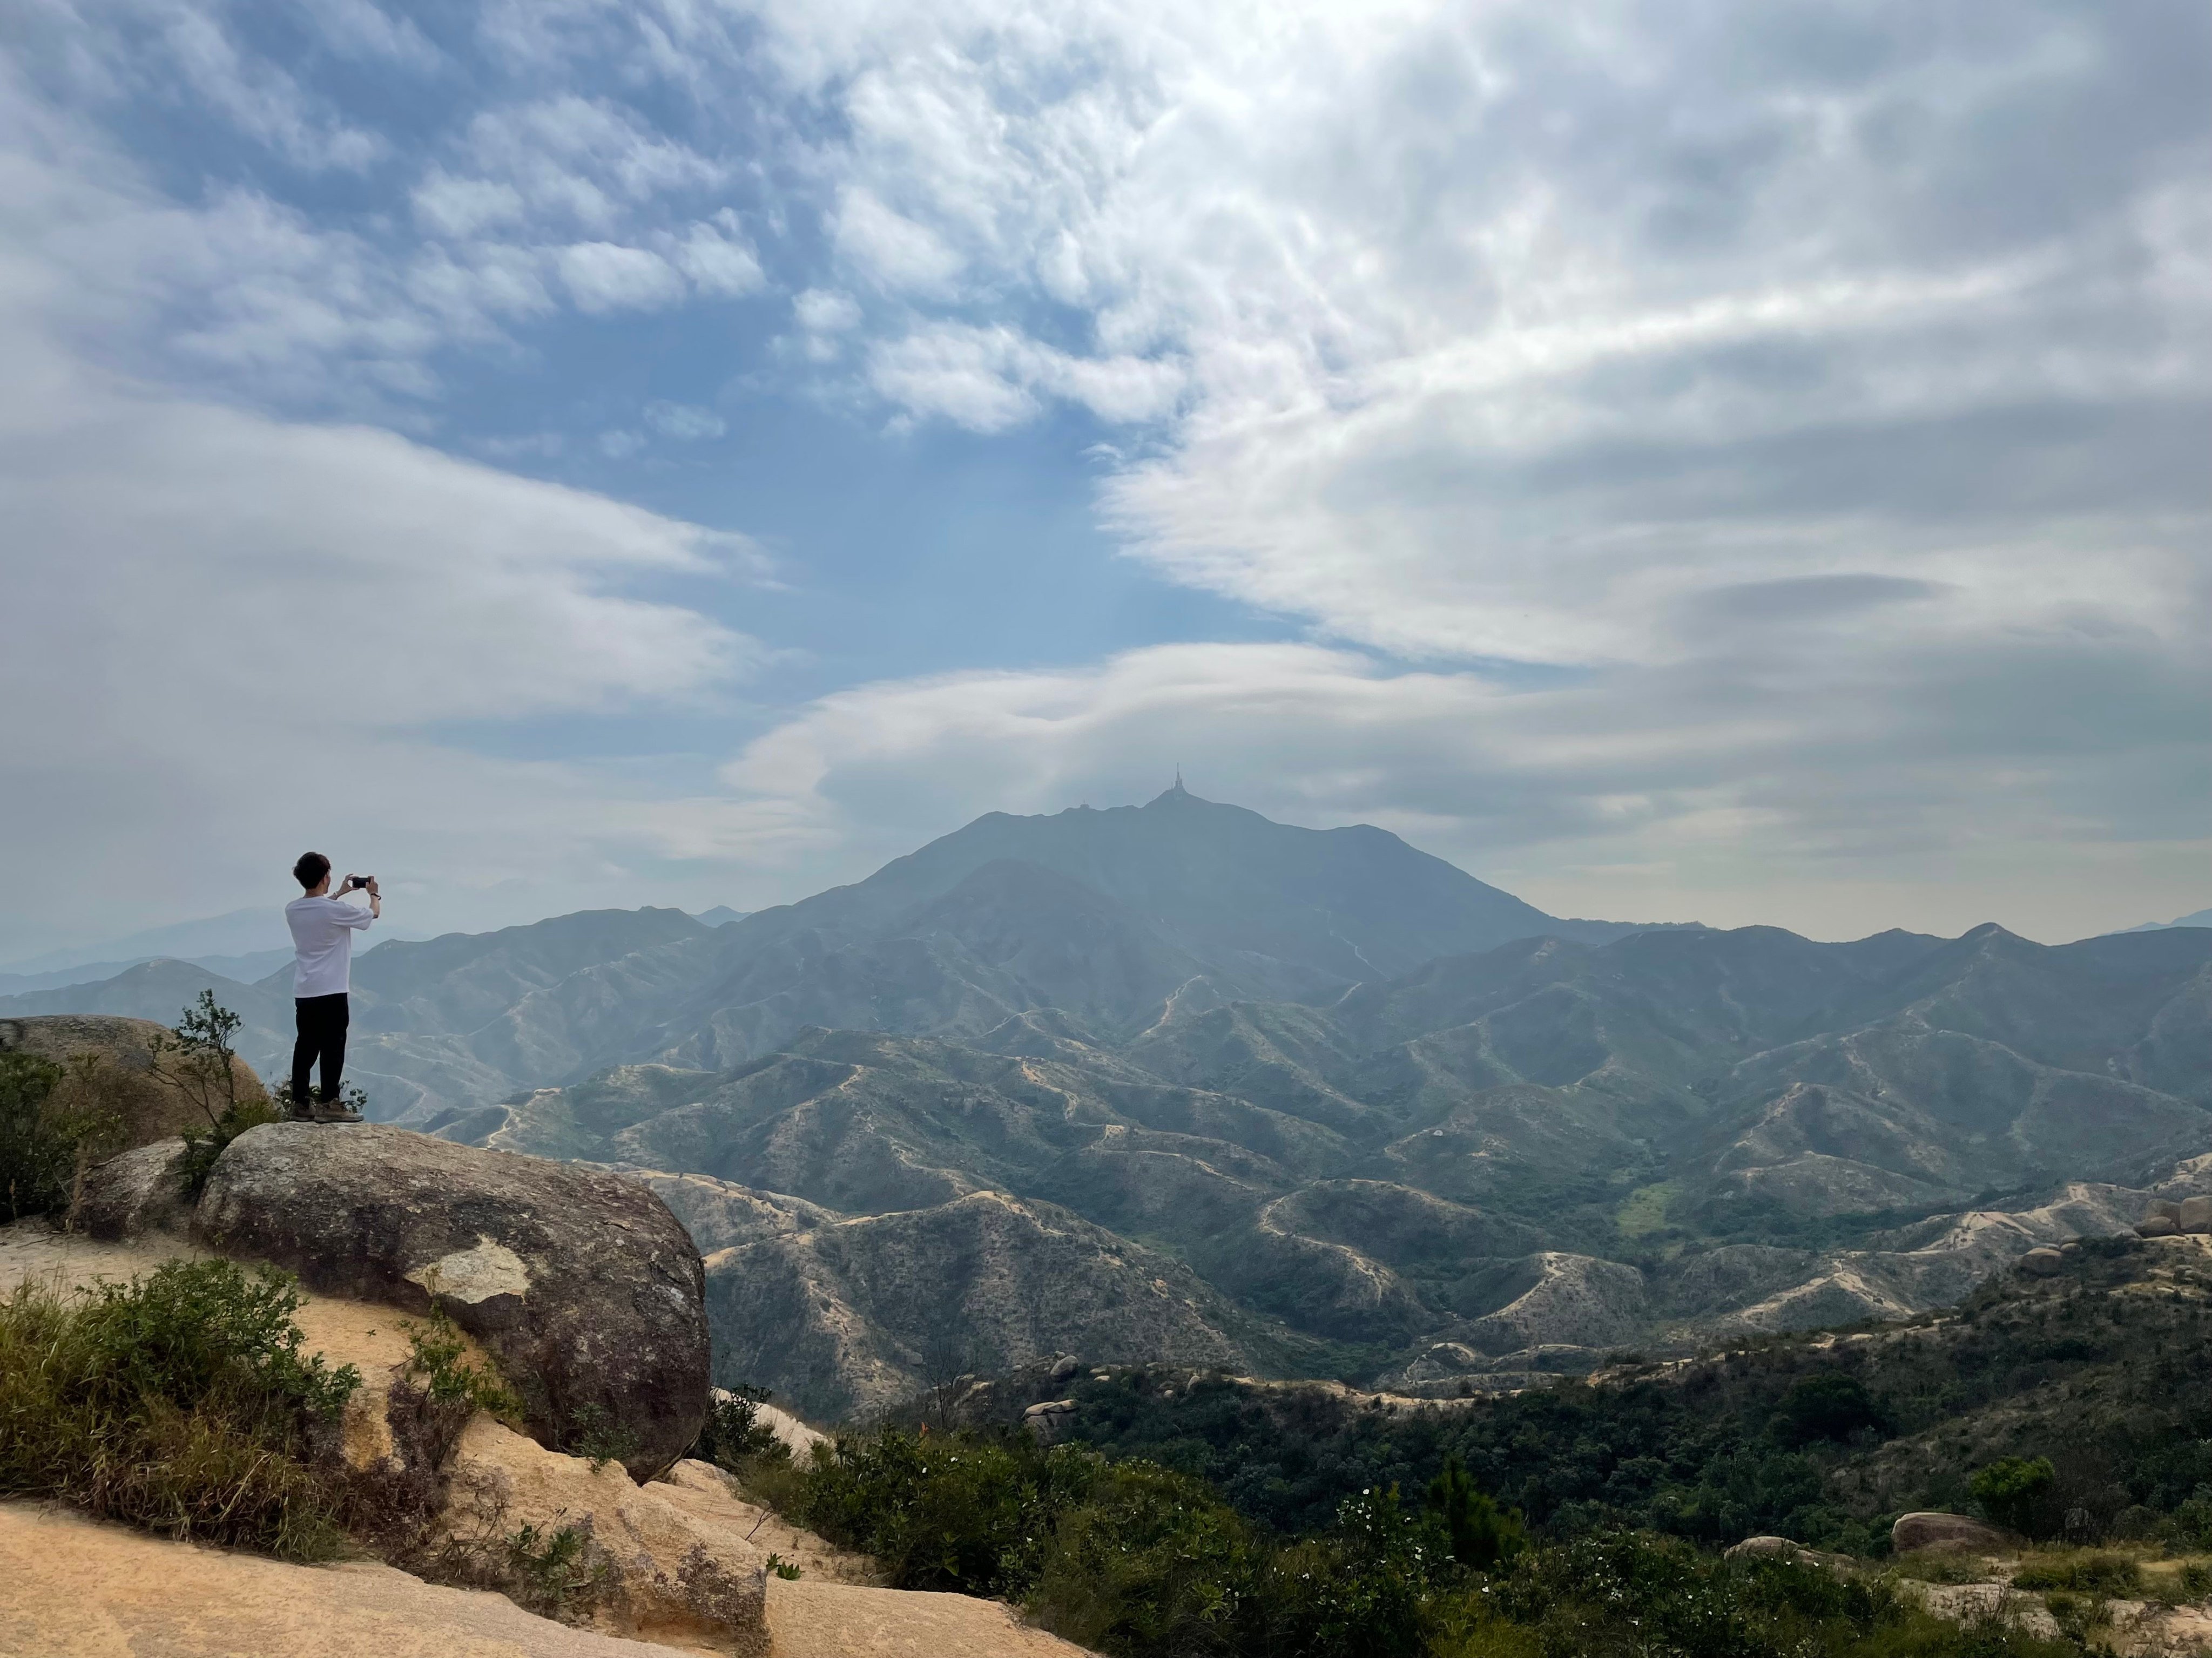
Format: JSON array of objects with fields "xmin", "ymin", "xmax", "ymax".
[
  {"xmin": 564, "ymin": 1401, "xmax": 640, "ymax": 1473},
  {"xmin": 694, "ymin": 1384, "xmax": 792, "ymax": 1473},
  {"xmin": 2011, "ymin": 1548, "xmax": 2139, "ymax": 1594},
  {"xmin": 1772, "ymin": 1372, "xmax": 1889, "ymax": 1447},
  {"xmin": 500, "ymin": 1520, "xmax": 612, "ymax": 1617},
  {"xmin": 1428, "ymin": 1455, "xmax": 1527, "ymax": 1571},
  {"xmin": 796, "ymin": 1428, "xmax": 1067, "ymax": 1596},
  {"xmin": 1, "ymin": 1050, "xmax": 123, "ymax": 1224},
  {"xmin": 1488, "ymin": 1533, "xmax": 2072, "ymax": 1658},
  {"xmin": 0, "ymin": 1258, "xmax": 359, "ymax": 1558},
  {"xmin": 401, "ymin": 1307, "xmax": 522, "ymax": 1418},
  {"xmin": 780, "ymin": 1424, "xmax": 2090, "ymax": 1658},
  {"xmin": 1027, "ymin": 1457, "xmax": 1264, "ymax": 1655},
  {"xmin": 1971, "ymin": 1457, "xmax": 2057, "ymax": 1538}
]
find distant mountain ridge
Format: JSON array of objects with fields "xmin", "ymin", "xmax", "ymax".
[{"xmin": 10, "ymin": 790, "xmax": 2208, "ymax": 1417}]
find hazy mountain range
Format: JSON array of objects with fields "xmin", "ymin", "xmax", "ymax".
[{"xmin": 9, "ymin": 785, "xmax": 2209, "ymax": 1417}]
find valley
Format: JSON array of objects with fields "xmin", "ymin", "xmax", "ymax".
[{"xmin": 9, "ymin": 786, "xmax": 2208, "ymax": 1417}]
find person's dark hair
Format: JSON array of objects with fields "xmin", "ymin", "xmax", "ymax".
[{"xmin": 293, "ymin": 851, "xmax": 331, "ymax": 891}]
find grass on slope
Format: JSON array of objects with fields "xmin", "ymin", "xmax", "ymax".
[{"xmin": 0, "ymin": 1258, "xmax": 360, "ymax": 1558}]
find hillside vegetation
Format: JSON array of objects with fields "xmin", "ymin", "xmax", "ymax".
[
  {"xmin": 942, "ymin": 1234, "xmax": 2212, "ymax": 1554},
  {"xmin": 10, "ymin": 791, "xmax": 2209, "ymax": 1413}
]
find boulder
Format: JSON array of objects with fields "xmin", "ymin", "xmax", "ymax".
[
  {"xmin": 2139, "ymin": 1215, "xmax": 2181, "ymax": 1239},
  {"xmin": 70, "ymin": 1138, "xmax": 194, "ymax": 1242},
  {"xmin": 440, "ymin": 1418, "xmax": 768, "ymax": 1654},
  {"xmin": 2019, "ymin": 1247, "xmax": 2064, "ymax": 1277},
  {"xmin": 0, "ymin": 1014, "xmax": 265, "ymax": 1151},
  {"xmin": 2155, "ymin": 1200, "xmax": 2185, "ymax": 1223},
  {"xmin": 1892, "ymin": 1512, "xmax": 2004, "ymax": 1553},
  {"xmin": 195, "ymin": 1123, "xmax": 708, "ymax": 1479},
  {"xmin": 1724, "ymin": 1535, "xmax": 1850, "ymax": 1570},
  {"xmin": 2180, "ymin": 1196, "xmax": 2212, "ymax": 1234},
  {"xmin": 1022, "ymin": 1399, "xmax": 1079, "ymax": 1444}
]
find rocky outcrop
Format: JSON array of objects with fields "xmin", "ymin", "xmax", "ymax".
[
  {"xmin": 0, "ymin": 1013, "xmax": 266, "ymax": 1149},
  {"xmin": 194, "ymin": 1123, "xmax": 709, "ymax": 1479},
  {"xmin": 440, "ymin": 1419, "xmax": 772, "ymax": 1653},
  {"xmin": 1893, "ymin": 1512, "xmax": 2005, "ymax": 1552},
  {"xmin": 71, "ymin": 1138, "xmax": 195, "ymax": 1241},
  {"xmin": 1022, "ymin": 1400, "xmax": 1078, "ymax": 1443}
]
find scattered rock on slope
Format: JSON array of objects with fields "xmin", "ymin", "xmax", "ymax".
[{"xmin": 194, "ymin": 1122, "xmax": 709, "ymax": 1478}]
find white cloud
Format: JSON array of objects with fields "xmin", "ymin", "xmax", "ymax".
[
  {"xmin": 667, "ymin": 212, "xmax": 765, "ymax": 297},
  {"xmin": 413, "ymin": 170, "xmax": 526, "ymax": 239},
  {"xmin": 643, "ymin": 401, "xmax": 726, "ymax": 440},
  {"xmin": 734, "ymin": 0, "xmax": 2212, "ymax": 667},
  {"xmin": 833, "ymin": 187, "xmax": 965, "ymax": 294},
  {"xmin": 8, "ymin": 0, "xmax": 2209, "ymax": 949},
  {"xmin": 0, "ymin": 75, "xmax": 782, "ymax": 957},
  {"xmin": 0, "ymin": 312, "xmax": 772, "ymax": 950},
  {"xmin": 794, "ymin": 289, "xmax": 861, "ymax": 333},
  {"xmin": 460, "ymin": 96, "xmax": 727, "ymax": 233},
  {"xmin": 557, "ymin": 241, "xmax": 688, "ymax": 312},
  {"xmin": 866, "ymin": 322, "xmax": 1182, "ymax": 432},
  {"xmin": 155, "ymin": 2, "xmax": 386, "ymax": 171},
  {"xmin": 299, "ymin": 0, "xmax": 441, "ymax": 67}
]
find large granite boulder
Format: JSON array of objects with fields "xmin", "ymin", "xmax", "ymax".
[
  {"xmin": 1892, "ymin": 1512, "xmax": 2005, "ymax": 1553},
  {"xmin": 71, "ymin": 1138, "xmax": 195, "ymax": 1241},
  {"xmin": 196, "ymin": 1123, "xmax": 709, "ymax": 1479},
  {"xmin": 0, "ymin": 1014, "xmax": 266, "ymax": 1150}
]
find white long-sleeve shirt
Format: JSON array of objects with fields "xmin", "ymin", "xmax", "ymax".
[{"xmin": 286, "ymin": 895, "xmax": 375, "ymax": 998}]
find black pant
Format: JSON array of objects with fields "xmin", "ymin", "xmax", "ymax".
[{"xmin": 292, "ymin": 993, "xmax": 349, "ymax": 1107}]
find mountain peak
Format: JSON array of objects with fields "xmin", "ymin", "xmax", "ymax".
[{"xmin": 1147, "ymin": 772, "xmax": 1193, "ymax": 806}]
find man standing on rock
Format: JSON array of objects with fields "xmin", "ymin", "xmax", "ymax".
[{"xmin": 285, "ymin": 852, "xmax": 377, "ymax": 1122}]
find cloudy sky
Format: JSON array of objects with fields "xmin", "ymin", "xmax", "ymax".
[{"xmin": 2, "ymin": 0, "xmax": 2206, "ymax": 958}]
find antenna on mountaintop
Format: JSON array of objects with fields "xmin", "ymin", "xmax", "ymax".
[{"xmin": 1174, "ymin": 764, "xmax": 1184, "ymax": 792}]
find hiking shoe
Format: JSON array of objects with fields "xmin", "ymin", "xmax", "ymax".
[{"xmin": 309, "ymin": 1101, "xmax": 364, "ymax": 1123}]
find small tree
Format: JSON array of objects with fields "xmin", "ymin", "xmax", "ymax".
[
  {"xmin": 1771, "ymin": 1371, "xmax": 1888, "ymax": 1447},
  {"xmin": 1424, "ymin": 1455, "xmax": 1526, "ymax": 1571},
  {"xmin": 1973, "ymin": 1455, "xmax": 2058, "ymax": 1537},
  {"xmin": 155, "ymin": 992, "xmax": 280, "ymax": 1196},
  {"xmin": 919, "ymin": 1328, "xmax": 973, "ymax": 1431},
  {"xmin": 151, "ymin": 990, "xmax": 250, "ymax": 1129}
]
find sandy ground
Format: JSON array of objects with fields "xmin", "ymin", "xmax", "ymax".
[
  {"xmin": 0, "ymin": 1502, "xmax": 685, "ymax": 1658},
  {"xmin": 0, "ymin": 1216, "xmax": 212, "ymax": 1295},
  {"xmin": 764, "ymin": 1580, "xmax": 1094, "ymax": 1658}
]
